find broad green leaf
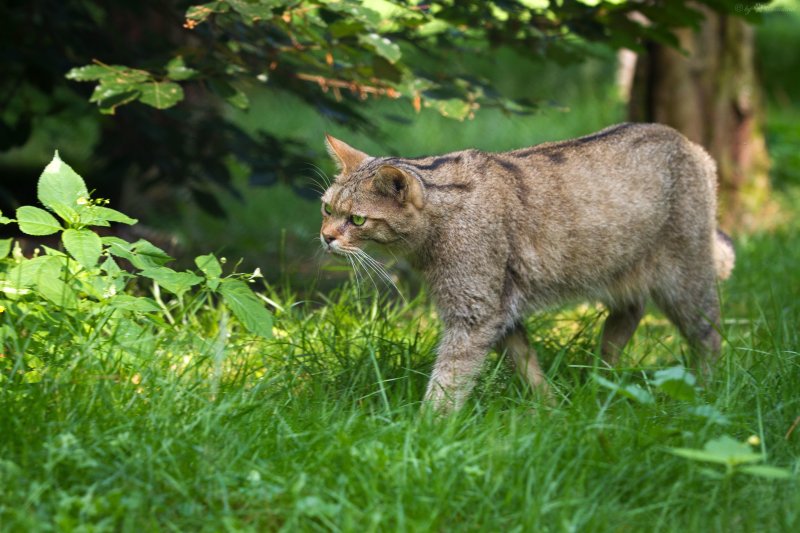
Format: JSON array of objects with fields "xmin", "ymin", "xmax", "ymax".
[
  {"xmin": 185, "ymin": 1, "xmax": 231, "ymax": 25},
  {"xmin": 195, "ymin": 254, "xmax": 222, "ymax": 289},
  {"xmin": 738, "ymin": 465, "xmax": 793, "ymax": 479},
  {"xmin": 195, "ymin": 254, "xmax": 222, "ymax": 278},
  {"xmin": 16, "ymin": 206, "xmax": 62, "ymax": 236},
  {"xmin": 592, "ymin": 374, "xmax": 654, "ymax": 404},
  {"xmin": 0, "ymin": 238, "xmax": 11, "ymax": 259},
  {"xmin": 703, "ymin": 435, "xmax": 762, "ymax": 463},
  {"xmin": 359, "ymin": 33, "xmax": 402, "ymax": 63},
  {"xmin": 74, "ymin": 64, "xmax": 153, "ymax": 113},
  {"xmin": 91, "ymin": 88, "xmax": 141, "ymax": 115},
  {"xmin": 669, "ymin": 435, "xmax": 763, "ymax": 466},
  {"xmin": 35, "ymin": 151, "xmax": 90, "ymax": 223},
  {"xmin": 433, "ymin": 98, "xmax": 473, "ymax": 121},
  {"xmin": 35, "ymin": 256, "xmax": 79, "ymax": 308},
  {"xmin": 105, "ymin": 239, "xmax": 172, "ymax": 269},
  {"xmin": 132, "ymin": 241, "xmax": 173, "ymax": 267},
  {"xmin": 62, "ymin": 229, "xmax": 102, "ymax": 269},
  {"xmin": 228, "ymin": 0, "xmax": 280, "ymax": 22},
  {"xmin": 68, "ymin": 64, "xmax": 150, "ymax": 84},
  {"xmin": 652, "ymin": 366, "xmax": 697, "ymax": 401},
  {"xmin": 139, "ymin": 267, "xmax": 202, "ymax": 296},
  {"xmin": 208, "ymin": 79, "xmax": 249, "ymax": 109},
  {"xmin": 323, "ymin": 0, "xmax": 381, "ymax": 26},
  {"xmin": 688, "ymin": 405, "xmax": 730, "ymax": 425},
  {"xmin": 166, "ymin": 56, "xmax": 198, "ymax": 81},
  {"xmin": 107, "ymin": 295, "xmax": 161, "ymax": 313},
  {"xmin": 65, "ymin": 64, "xmax": 110, "ymax": 81},
  {"xmin": 82, "ymin": 206, "xmax": 138, "ymax": 226},
  {"xmin": 138, "ymin": 81, "xmax": 184, "ymax": 109},
  {"xmin": 218, "ymin": 279, "xmax": 273, "ymax": 338},
  {"xmin": 3, "ymin": 256, "xmax": 52, "ymax": 291}
]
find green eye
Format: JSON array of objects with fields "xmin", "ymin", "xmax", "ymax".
[
  {"xmin": 351, "ymin": 214, "xmax": 366, "ymax": 226},
  {"xmin": 323, "ymin": 203, "xmax": 332, "ymax": 215}
]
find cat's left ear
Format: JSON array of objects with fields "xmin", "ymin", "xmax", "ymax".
[
  {"xmin": 373, "ymin": 165, "xmax": 424, "ymax": 209},
  {"xmin": 325, "ymin": 134, "xmax": 369, "ymax": 175}
]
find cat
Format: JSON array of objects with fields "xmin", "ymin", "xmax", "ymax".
[{"xmin": 319, "ymin": 123, "xmax": 735, "ymax": 412}]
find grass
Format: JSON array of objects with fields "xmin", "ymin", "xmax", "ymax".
[{"xmin": 1, "ymin": 200, "xmax": 799, "ymax": 531}]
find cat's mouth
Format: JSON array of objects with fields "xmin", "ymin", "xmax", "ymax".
[{"xmin": 320, "ymin": 235, "xmax": 356, "ymax": 256}]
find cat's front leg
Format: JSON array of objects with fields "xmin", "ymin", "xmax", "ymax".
[{"xmin": 424, "ymin": 323, "xmax": 500, "ymax": 412}]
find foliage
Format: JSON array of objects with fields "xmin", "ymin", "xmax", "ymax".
[
  {"xmin": 0, "ymin": 0, "xmax": 766, "ymax": 218},
  {"xmin": 67, "ymin": 0, "xmax": 764, "ymax": 119},
  {"xmin": 0, "ymin": 153, "xmax": 273, "ymax": 384}
]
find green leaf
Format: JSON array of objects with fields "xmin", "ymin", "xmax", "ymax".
[
  {"xmin": 82, "ymin": 206, "xmax": 138, "ymax": 226},
  {"xmin": 185, "ymin": 1, "xmax": 231, "ymax": 25},
  {"xmin": 92, "ymin": 88, "xmax": 141, "ymax": 115},
  {"xmin": 592, "ymin": 374, "xmax": 654, "ymax": 404},
  {"xmin": 72, "ymin": 64, "xmax": 153, "ymax": 114},
  {"xmin": 228, "ymin": 0, "xmax": 280, "ymax": 22},
  {"xmin": 105, "ymin": 239, "xmax": 173, "ymax": 269},
  {"xmin": 65, "ymin": 65, "xmax": 111, "ymax": 81},
  {"xmin": 651, "ymin": 366, "xmax": 697, "ymax": 401},
  {"xmin": 3, "ymin": 256, "xmax": 52, "ymax": 291},
  {"xmin": 35, "ymin": 256, "xmax": 79, "ymax": 308},
  {"xmin": 166, "ymin": 56, "xmax": 198, "ymax": 81},
  {"xmin": 0, "ymin": 238, "xmax": 11, "ymax": 259},
  {"xmin": 738, "ymin": 465, "xmax": 793, "ymax": 479},
  {"xmin": 433, "ymin": 98, "xmax": 473, "ymax": 121},
  {"xmin": 218, "ymin": 279, "xmax": 273, "ymax": 338},
  {"xmin": 16, "ymin": 206, "xmax": 62, "ymax": 236},
  {"xmin": 107, "ymin": 295, "xmax": 161, "ymax": 313},
  {"xmin": 139, "ymin": 267, "xmax": 202, "ymax": 296},
  {"xmin": 132, "ymin": 241, "xmax": 173, "ymax": 267},
  {"xmin": 36, "ymin": 151, "xmax": 89, "ymax": 222},
  {"xmin": 138, "ymin": 81, "xmax": 184, "ymax": 109},
  {"xmin": 0, "ymin": 209, "xmax": 11, "ymax": 224},
  {"xmin": 688, "ymin": 405, "xmax": 730, "ymax": 425},
  {"xmin": 195, "ymin": 254, "xmax": 222, "ymax": 289},
  {"xmin": 358, "ymin": 33, "xmax": 402, "ymax": 63},
  {"xmin": 669, "ymin": 436, "xmax": 763, "ymax": 467},
  {"xmin": 208, "ymin": 79, "xmax": 249, "ymax": 110},
  {"xmin": 195, "ymin": 254, "xmax": 222, "ymax": 278},
  {"xmin": 62, "ymin": 229, "xmax": 102, "ymax": 269}
]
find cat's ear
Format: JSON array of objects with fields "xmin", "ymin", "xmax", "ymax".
[
  {"xmin": 325, "ymin": 134, "xmax": 369, "ymax": 175},
  {"xmin": 372, "ymin": 165, "xmax": 424, "ymax": 209}
]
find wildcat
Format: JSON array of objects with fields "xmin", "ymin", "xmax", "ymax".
[{"xmin": 319, "ymin": 123, "xmax": 735, "ymax": 412}]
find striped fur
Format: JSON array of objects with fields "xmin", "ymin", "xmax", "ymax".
[{"xmin": 321, "ymin": 123, "xmax": 735, "ymax": 412}]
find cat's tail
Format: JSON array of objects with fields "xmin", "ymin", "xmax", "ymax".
[{"xmin": 714, "ymin": 229, "xmax": 735, "ymax": 280}]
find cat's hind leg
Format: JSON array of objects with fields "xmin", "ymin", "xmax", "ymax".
[
  {"xmin": 600, "ymin": 299, "xmax": 646, "ymax": 365},
  {"xmin": 651, "ymin": 272, "xmax": 721, "ymax": 376}
]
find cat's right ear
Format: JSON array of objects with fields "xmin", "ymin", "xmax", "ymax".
[
  {"xmin": 373, "ymin": 165, "xmax": 424, "ymax": 209},
  {"xmin": 325, "ymin": 134, "xmax": 369, "ymax": 175}
]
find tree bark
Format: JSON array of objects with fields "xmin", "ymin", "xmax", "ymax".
[{"xmin": 628, "ymin": 7, "xmax": 771, "ymax": 231}]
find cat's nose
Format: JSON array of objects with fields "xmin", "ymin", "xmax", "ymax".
[{"xmin": 322, "ymin": 232, "xmax": 336, "ymax": 245}]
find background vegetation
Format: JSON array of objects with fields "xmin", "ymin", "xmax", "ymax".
[{"xmin": 1, "ymin": 1, "xmax": 799, "ymax": 530}]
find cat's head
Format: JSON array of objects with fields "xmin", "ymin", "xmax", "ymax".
[{"xmin": 319, "ymin": 135, "xmax": 426, "ymax": 256}]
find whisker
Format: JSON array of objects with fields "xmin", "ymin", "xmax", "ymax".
[
  {"xmin": 354, "ymin": 248, "xmax": 405, "ymax": 302},
  {"xmin": 351, "ymin": 250, "xmax": 380, "ymax": 294},
  {"xmin": 346, "ymin": 254, "xmax": 363, "ymax": 298}
]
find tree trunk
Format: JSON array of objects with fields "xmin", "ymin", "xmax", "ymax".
[{"xmin": 628, "ymin": 7, "xmax": 771, "ymax": 232}]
